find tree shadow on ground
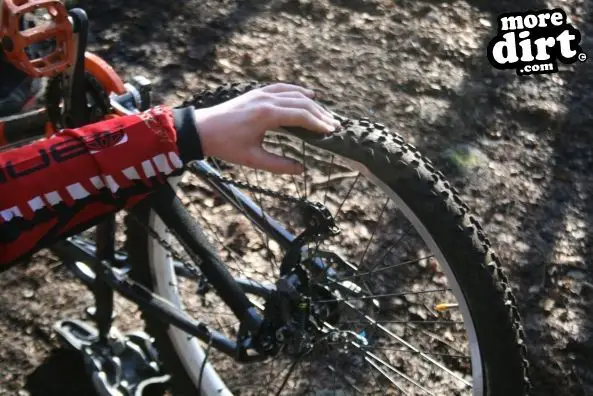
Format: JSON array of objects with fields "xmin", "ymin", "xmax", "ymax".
[
  {"xmin": 68, "ymin": 0, "xmax": 593, "ymax": 393},
  {"xmin": 25, "ymin": 348, "xmax": 97, "ymax": 396},
  {"xmin": 80, "ymin": 0, "xmax": 268, "ymax": 102},
  {"xmin": 421, "ymin": 0, "xmax": 593, "ymax": 394},
  {"xmin": 513, "ymin": 8, "xmax": 593, "ymax": 395}
]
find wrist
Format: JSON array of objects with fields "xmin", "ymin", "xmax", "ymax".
[{"xmin": 172, "ymin": 106, "xmax": 204, "ymax": 162}]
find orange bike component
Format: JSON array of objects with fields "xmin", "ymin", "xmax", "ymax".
[
  {"xmin": 41, "ymin": 53, "xmax": 126, "ymax": 137},
  {"xmin": 84, "ymin": 52, "xmax": 126, "ymax": 95},
  {"xmin": 0, "ymin": 0, "xmax": 74, "ymax": 77}
]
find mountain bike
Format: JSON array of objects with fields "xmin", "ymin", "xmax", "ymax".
[{"xmin": 0, "ymin": 2, "xmax": 530, "ymax": 395}]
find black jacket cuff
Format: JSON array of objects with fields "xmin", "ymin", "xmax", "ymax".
[{"xmin": 172, "ymin": 106, "xmax": 204, "ymax": 163}]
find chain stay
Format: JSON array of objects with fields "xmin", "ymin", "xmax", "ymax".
[
  {"xmin": 129, "ymin": 161, "xmax": 337, "ymax": 288},
  {"xmin": 190, "ymin": 162, "xmax": 311, "ymax": 207},
  {"xmin": 127, "ymin": 213, "xmax": 203, "ymax": 281}
]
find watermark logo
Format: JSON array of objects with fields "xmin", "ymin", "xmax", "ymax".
[{"xmin": 487, "ymin": 9, "xmax": 586, "ymax": 75}]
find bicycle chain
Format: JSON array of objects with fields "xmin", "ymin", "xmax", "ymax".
[
  {"xmin": 128, "ymin": 162, "xmax": 316, "ymax": 281},
  {"xmin": 127, "ymin": 212, "xmax": 204, "ymax": 280},
  {"xmin": 45, "ymin": 72, "xmax": 111, "ymax": 130},
  {"xmin": 189, "ymin": 162, "xmax": 311, "ymax": 207}
]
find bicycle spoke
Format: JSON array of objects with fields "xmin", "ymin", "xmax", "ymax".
[
  {"xmin": 274, "ymin": 357, "xmax": 302, "ymax": 396},
  {"xmin": 366, "ymin": 358, "xmax": 392, "ymax": 395},
  {"xmin": 184, "ymin": 189, "xmax": 276, "ymax": 285},
  {"xmin": 367, "ymin": 223, "xmax": 415, "ymax": 273},
  {"xmin": 365, "ymin": 355, "xmax": 412, "ymax": 395},
  {"xmin": 322, "ymin": 154, "xmax": 335, "ymax": 207},
  {"xmin": 327, "ymin": 362, "xmax": 365, "ymax": 394},
  {"xmin": 239, "ymin": 165, "xmax": 279, "ymax": 270},
  {"xmin": 158, "ymin": 132, "xmax": 485, "ymax": 395},
  {"xmin": 363, "ymin": 349, "xmax": 434, "ymax": 395},
  {"xmin": 331, "ymin": 343, "xmax": 469, "ymax": 360},
  {"xmin": 333, "ymin": 172, "xmax": 361, "ymax": 220},
  {"xmin": 320, "ymin": 254, "xmax": 436, "ymax": 286},
  {"xmin": 258, "ymin": 354, "xmax": 286, "ymax": 396},
  {"xmin": 302, "ymin": 140, "xmax": 308, "ymax": 200},
  {"xmin": 192, "ymin": 162, "xmax": 278, "ymax": 279},
  {"xmin": 254, "ymin": 169, "xmax": 279, "ymax": 270},
  {"xmin": 413, "ymin": 326, "xmax": 468, "ymax": 357},
  {"xmin": 338, "ymin": 300, "xmax": 472, "ymax": 387},
  {"xmin": 314, "ymin": 288, "xmax": 450, "ymax": 304},
  {"xmin": 359, "ymin": 197, "xmax": 390, "ymax": 268},
  {"xmin": 321, "ymin": 322, "xmax": 423, "ymax": 395},
  {"xmin": 275, "ymin": 135, "xmax": 302, "ymax": 199},
  {"xmin": 341, "ymin": 320, "xmax": 464, "ymax": 326}
]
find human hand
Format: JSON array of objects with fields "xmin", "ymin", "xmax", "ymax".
[{"xmin": 194, "ymin": 83, "xmax": 340, "ymax": 174}]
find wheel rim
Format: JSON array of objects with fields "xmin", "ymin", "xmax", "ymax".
[{"xmin": 145, "ymin": 136, "xmax": 484, "ymax": 396}]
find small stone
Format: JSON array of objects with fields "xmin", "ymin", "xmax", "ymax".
[
  {"xmin": 390, "ymin": 297, "xmax": 406, "ymax": 308},
  {"xmin": 432, "ymin": 273, "xmax": 447, "ymax": 286},
  {"xmin": 498, "ymin": 233, "xmax": 515, "ymax": 244},
  {"xmin": 22, "ymin": 289, "xmax": 34, "ymax": 299},
  {"xmin": 218, "ymin": 58, "xmax": 233, "ymax": 71},
  {"xmin": 542, "ymin": 298, "xmax": 555, "ymax": 312},
  {"xmin": 403, "ymin": 293, "xmax": 418, "ymax": 304},
  {"xmin": 479, "ymin": 18, "xmax": 492, "ymax": 27},
  {"xmin": 525, "ymin": 135, "xmax": 538, "ymax": 148},
  {"xmin": 514, "ymin": 241, "xmax": 530, "ymax": 253},
  {"xmin": 571, "ymin": 229, "xmax": 586, "ymax": 240},
  {"xmin": 443, "ymin": 330, "xmax": 455, "ymax": 342},
  {"xmin": 408, "ymin": 305, "xmax": 428, "ymax": 320}
]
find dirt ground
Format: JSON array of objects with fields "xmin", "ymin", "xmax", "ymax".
[{"xmin": 1, "ymin": 0, "xmax": 593, "ymax": 395}]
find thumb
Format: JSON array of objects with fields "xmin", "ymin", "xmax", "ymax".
[{"xmin": 249, "ymin": 147, "xmax": 304, "ymax": 174}]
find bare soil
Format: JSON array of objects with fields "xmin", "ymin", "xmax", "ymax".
[{"xmin": 1, "ymin": 0, "xmax": 593, "ymax": 395}]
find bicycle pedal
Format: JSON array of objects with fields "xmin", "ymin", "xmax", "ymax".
[
  {"xmin": 54, "ymin": 319, "xmax": 99, "ymax": 350},
  {"xmin": 54, "ymin": 319, "xmax": 170, "ymax": 396}
]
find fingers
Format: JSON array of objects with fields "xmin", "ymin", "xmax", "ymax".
[
  {"xmin": 249, "ymin": 147, "xmax": 304, "ymax": 174},
  {"xmin": 272, "ymin": 107, "xmax": 337, "ymax": 134},
  {"xmin": 270, "ymin": 92, "xmax": 337, "ymax": 124},
  {"xmin": 274, "ymin": 91, "xmax": 316, "ymax": 99},
  {"xmin": 258, "ymin": 84, "xmax": 340, "ymax": 129},
  {"xmin": 273, "ymin": 97, "xmax": 337, "ymax": 128},
  {"xmin": 260, "ymin": 83, "xmax": 315, "ymax": 98}
]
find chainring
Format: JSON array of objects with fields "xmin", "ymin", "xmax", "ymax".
[{"xmin": 45, "ymin": 72, "xmax": 111, "ymax": 130}]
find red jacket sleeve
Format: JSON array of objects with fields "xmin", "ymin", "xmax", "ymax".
[{"xmin": 0, "ymin": 105, "xmax": 201, "ymax": 266}]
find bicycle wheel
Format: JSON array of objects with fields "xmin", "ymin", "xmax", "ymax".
[{"xmin": 125, "ymin": 82, "xmax": 530, "ymax": 396}]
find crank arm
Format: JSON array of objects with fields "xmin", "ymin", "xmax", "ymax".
[{"xmin": 62, "ymin": 8, "xmax": 90, "ymax": 127}]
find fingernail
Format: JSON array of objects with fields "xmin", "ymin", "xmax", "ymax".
[{"xmin": 307, "ymin": 89, "xmax": 316, "ymax": 97}]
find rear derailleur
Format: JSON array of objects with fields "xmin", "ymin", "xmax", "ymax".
[{"xmin": 248, "ymin": 202, "xmax": 346, "ymax": 357}]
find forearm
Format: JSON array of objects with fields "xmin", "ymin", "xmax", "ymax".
[{"xmin": 0, "ymin": 105, "xmax": 202, "ymax": 265}]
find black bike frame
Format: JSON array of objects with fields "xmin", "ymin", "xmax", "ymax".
[
  {"xmin": 0, "ymin": 7, "xmax": 306, "ymax": 363},
  {"xmin": 1, "ymin": 90, "xmax": 305, "ymax": 361},
  {"xmin": 49, "ymin": 160, "xmax": 301, "ymax": 361}
]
